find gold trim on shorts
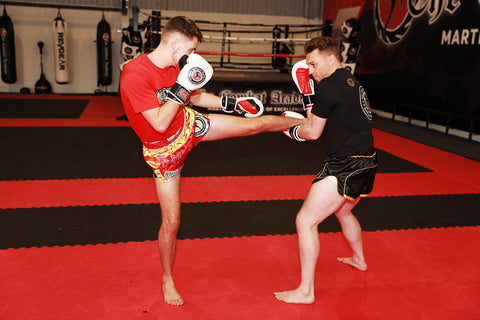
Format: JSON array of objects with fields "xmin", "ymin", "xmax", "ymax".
[
  {"xmin": 142, "ymin": 108, "xmax": 197, "ymax": 183},
  {"xmin": 343, "ymin": 151, "xmax": 378, "ymax": 200},
  {"xmin": 313, "ymin": 151, "xmax": 378, "ymax": 201}
]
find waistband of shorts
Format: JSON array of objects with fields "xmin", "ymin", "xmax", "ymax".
[
  {"xmin": 326, "ymin": 146, "xmax": 376, "ymax": 161},
  {"xmin": 349, "ymin": 147, "xmax": 376, "ymax": 158},
  {"xmin": 142, "ymin": 139, "xmax": 170, "ymax": 149},
  {"xmin": 142, "ymin": 108, "xmax": 204, "ymax": 150},
  {"xmin": 142, "ymin": 128, "xmax": 182, "ymax": 149}
]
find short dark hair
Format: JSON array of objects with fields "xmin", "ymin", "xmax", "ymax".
[
  {"xmin": 164, "ymin": 16, "xmax": 204, "ymax": 42},
  {"xmin": 304, "ymin": 36, "xmax": 340, "ymax": 60}
]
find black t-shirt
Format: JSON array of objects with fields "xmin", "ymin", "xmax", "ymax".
[{"xmin": 312, "ymin": 68, "xmax": 374, "ymax": 158}]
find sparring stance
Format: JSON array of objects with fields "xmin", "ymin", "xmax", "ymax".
[
  {"xmin": 275, "ymin": 36, "xmax": 378, "ymax": 304},
  {"xmin": 120, "ymin": 16, "xmax": 304, "ymax": 306}
]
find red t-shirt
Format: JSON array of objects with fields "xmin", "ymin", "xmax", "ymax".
[{"xmin": 120, "ymin": 54, "xmax": 185, "ymax": 145}]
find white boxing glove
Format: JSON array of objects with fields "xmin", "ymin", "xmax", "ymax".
[
  {"xmin": 167, "ymin": 53, "xmax": 214, "ymax": 105},
  {"xmin": 282, "ymin": 111, "xmax": 305, "ymax": 141},
  {"xmin": 292, "ymin": 59, "xmax": 315, "ymax": 111},
  {"xmin": 220, "ymin": 96, "xmax": 264, "ymax": 117}
]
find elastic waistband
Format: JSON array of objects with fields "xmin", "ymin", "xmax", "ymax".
[
  {"xmin": 326, "ymin": 147, "xmax": 376, "ymax": 161},
  {"xmin": 142, "ymin": 128, "xmax": 182, "ymax": 149},
  {"xmin": 350, "ymin": 150, "xmax": 376, "ymax": 159},
  {"xmin": 142, "ymin": 139, "xmax": 169, "ymax": 149}
]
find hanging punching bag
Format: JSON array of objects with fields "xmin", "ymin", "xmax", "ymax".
[
  {"xmin": 52, "ymin": 9, "xmax": 69, "ymax": 84},
  {"xmin": 0, "ymin": 6, "xmax": 16, "ymax": 84},
  {"xmin": 96, "ymin": 13, "xmax": 112, "ymax": 86},
  {"xmin": 35, "ymin": 41, "xmax": 52, "ymax": 94}
]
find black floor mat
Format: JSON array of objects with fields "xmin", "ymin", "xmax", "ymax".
[
  {"xmin": 0, "ymin": 128, "xmax": 429, "ymax": 180},
  {"xmin": 1, "ymin": 194, "xmax": 479, "ymax": 249},
  {"xmin": 0, "ymin": 98, "xmax": 89, "ymax": 118}
]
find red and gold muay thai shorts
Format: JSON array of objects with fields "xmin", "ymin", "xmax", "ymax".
[
  {"xmin": 313, "ymin": 148, "xmax": 378, "ymax": 200},
  {"xmin": 142, "ymin": 108, "xmax": 211, "ymax": 183}
]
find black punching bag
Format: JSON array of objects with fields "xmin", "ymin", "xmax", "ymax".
[
  {"xmin": 35, "ymin": 41, "xmax": 52, "ymax": 94},
  {"xmin": 96, "ymin": 13, "xmax": 112, "ymax": 86},
  {"xmin": 0, "ymin": 6, "xmax": 17, "ymax": 84}
]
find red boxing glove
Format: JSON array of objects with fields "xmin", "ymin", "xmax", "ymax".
[
  {"xmin": 281, "ymin": 111, "xmax": 305, "ymax": 142},
  {"xmin": 292, "ymin": 59, "xmax": 315, "ymax": 111},
  {"xmin": 221, "ymin": 96, "xmax": 264, "ymax": 117}
]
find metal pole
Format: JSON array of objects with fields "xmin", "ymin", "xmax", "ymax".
[{"xmin": 152, "ymin": 10, "xmax": 161, "ymax": 48}]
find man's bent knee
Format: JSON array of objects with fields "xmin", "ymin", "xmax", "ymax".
[{"xmin": 295, "ymin": 212, "xmax": 317, "ymax": 231}]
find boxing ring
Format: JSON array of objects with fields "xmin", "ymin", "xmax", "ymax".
[
  {"xmin": 133, "ymin": 11, "xmax": 330, "ymax": 71},
  {"xmin": 121, "ymin": 11, "xmax": 331, "ymax": 115},
  {"xmin": 195, "ymin": 21, "xmax": 325, "ymax": 71}
]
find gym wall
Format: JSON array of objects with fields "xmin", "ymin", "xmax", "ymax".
[
  {"xmin": 0, "ymin": 4, "xmax": 322, "ymax": 94},
  {"xmin": 323, "ymin": 0, "xmax": 480, "ymax": 126}
]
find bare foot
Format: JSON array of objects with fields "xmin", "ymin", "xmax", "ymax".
[
  {"xmin": 163, "ymin": 279, "xmax": 184, "ymax": 306},
  {"xmin": 274, "ymin": 288, "xmax": 315, "ymax": 305},
  {"xmin": 337, "ymin": 257, "xmax": 368, "ymax": 271}
]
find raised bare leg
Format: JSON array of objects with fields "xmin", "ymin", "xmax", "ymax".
[{"xmin": 202, "ymin": 113, "xmax": 305, "ymax": 141}]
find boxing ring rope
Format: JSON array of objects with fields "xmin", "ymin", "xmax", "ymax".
[
  {"xmin": 195, "ymin": 51, "xmax": 307, "ymax": 58},
  {"xmin": 138, "ymin": 11, "xmax": 330, "ymax": 70},
  {"xmin": 201, "ymin": 35, "xmax": 311, "ymax": 43}
]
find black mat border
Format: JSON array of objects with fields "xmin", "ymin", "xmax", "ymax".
[{"xmin": 1, "ymin": 194, "xmax": 478, "ymax": 250}]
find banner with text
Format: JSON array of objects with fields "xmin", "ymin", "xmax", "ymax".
[
  {"xmin": 202, "ymin": 80, "xmax": 305, "ymax": 116},
  {"xmin": 356, "ymin": 0, "xmax": 480, "ymax": 120}
]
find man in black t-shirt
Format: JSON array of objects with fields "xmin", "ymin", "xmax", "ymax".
[{"xmin": 275, "ymin": 36, "xmax": 378, "ymax": 305}]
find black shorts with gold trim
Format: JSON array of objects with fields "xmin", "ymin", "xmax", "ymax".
[{"xmin": 313, "ymin": 148, "xmax": 378, "ymax": 200}]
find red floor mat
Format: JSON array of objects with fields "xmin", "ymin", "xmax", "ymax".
[
  {"xmin": 1, "ymin": 127, "xmax": 479, "ymax": 209},
  {"xmin": 372, "ymin": 128, "xmax": 479, "ymax": 182},
  {"xmin": 2, "ymin": 170, "xmax": 480, "ymax": 209},
  {"xmin": 1, "ymin": 227, "xmax": 479, "ymax": 320}
]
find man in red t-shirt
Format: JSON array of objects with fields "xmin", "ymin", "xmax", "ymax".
[{"xmin": 120, "ymin": 16, "xmax": 303, "ymax": 306}]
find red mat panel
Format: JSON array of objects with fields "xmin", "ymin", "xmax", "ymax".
[
  {"xmin": 1, "ymin": 227, "xmax": 479, "ymax": 320},
  {"xmin": 2, "ymin": 126, "xmax": 479, "ymax": 209},
  {"xmin": 372, "ymin": 128, "xmax": 479, "ymax": 182},
  {"xmin": 2, "ymin": 170, "xmax": 480, "ymax": 209}
]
